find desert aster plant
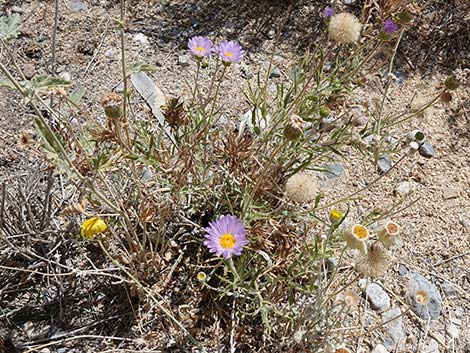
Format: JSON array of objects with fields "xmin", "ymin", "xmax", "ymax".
[
  {"xmin": 383, "ymin": 19, "xmax": 398, "ymax": 34},
  {"xmin": 322, "ymin": 6, "xmax": 335, "ymax": 18},
  {"xmin": 204, "ymin": 215, "xmax": 249, "ymax": 259},
  {"xmin": 188, "ymin": 36, "xmax": 213, "ymax": 59},
  {"xmin": 216, "ymin": 40, "xmax": 244, "ymax": 65}
]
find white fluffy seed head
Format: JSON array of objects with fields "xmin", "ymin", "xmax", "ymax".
[
  {"xmin": 285, "ymin": 172, "xmax": 319, "ymax": 203},
  {"xmin": 328, "ymin": 13, "xmax": 362, "ymax": 44}
]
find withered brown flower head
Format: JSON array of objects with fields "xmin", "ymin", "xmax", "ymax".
[
  {"xmin": 162, "ymin": 97, "xmax": 186, "ymax": 128},
  {"xmin": 355, "ymin": 242, "xmax": 392, "ymax": 278},
  {"xmin": 283, "ymin": 114, "xmax": 304, "ymax": 141}
]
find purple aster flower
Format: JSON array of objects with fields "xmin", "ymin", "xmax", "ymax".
[
  {"xmin": 383, "ymin": 19, "xmax": 398, "ymax": 34},
  {"xmin": 204, "ymin": 215, "xmax": 249, "ymax": 259},
  {"xmin": 322, "ymin": 7, "xmax": 335, "ymax": 18},
  {"xmin": 216, "ymin": 40, "xmax": 244, "ymax": 65},
  {"xmin": 188, "ymin": 36, "xmax": 213, "ymax": 59}
]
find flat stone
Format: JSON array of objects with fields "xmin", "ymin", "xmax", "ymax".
[
  {"xmin": 377, "ymin": 155, "xmax": 392, "ymax": 174},
  {"xmin": 323, "ymin": 163, "xmax": 345, "ymax": 179},
  {"xmin": 381, "ymin": 308, "xmax": 405, "ymax": 351},
  {"xmin": 67, "ymin": 0, "xmax": 87, "ymax": 11},
  {"xmin": 442, "ymin": 282, "xmax": 456, "ymax": 296},
  {"xmin": 423, "ymin": 338, "xmax": 439, "ymax": 353},
  {"xmin": 407, "ymin": 273, "xmax": 442, "ymax": 320},
  {"xmin": 442, "ymin": 187, "xmax": 459, "ymax": 199},
  {"xmin": 446, "ymin": 323, "xmax": 459, "ymax": 339},
  {"xmin": 418, "ymin": 141, "xmax": 435, "ymax": 158},
  {"xmin": 371, "ymin": 344, "xmax": 389, "ymax": 353},
  {"xmin": 364, "ymin": 283, "xmax": 390, "ymax": 312}
]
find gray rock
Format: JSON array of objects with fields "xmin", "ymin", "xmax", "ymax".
[
  {"xmin": 343, "ymin": 0, "xmax": 356, "ymax": 4},
  {"xmin": 269, "ymin": 67, "xmax": 281, "ymax": 79},
  {"xmin": 318, "ymin": 116, "xmax": 337, "ymax": 133},
  {"xmin": 446, "ymin": 323, "xmax": 459, "ymax": 339},
  {"xmin": 395, "ymin": 181, "xmax": 411, "ymax": 196},
  {"xmin": 407, "ymin": 273, "xmax": 442, "ymax": 320},
  {"xmin": 323, "ymin": 163, "xmax": 345, "ymax": 179},
  {"xmin": 423, "ymin": 339, "xmax": 439, "ymax": 353},
  {"xmin": 22, "ymin": 63, "xmax": 36, "ymax": 80},
  {"xmin": 364, "ymin": 283, "xmax": 390, "ymax": 312},
  {"xmin": 267, "ymin": 28, "xmax": 276, "ymax": 39},
  {"xmin": 240, "ymin": 64, "xmax": 253, "ymax": 79},
  {"xmin": 418, "ymin": 141, "xmax": 435, "ymax": 158},
  {"xmin": 441, "ymin": 282, "xmax": 456, "ymax": 297},
  {"xmin": 381, "ymin": 308, "xmax": 405, "ymax": 351},
  {"xmin": 371, "ymin": 344, "xmax": 389, "ymax": 353},
  {"xmin": 442, "ymin": 187, "xmax": 459, "ymax": 199},
  {"xmin": 133, "ymin": 33, "xmax": 149, "ymax": 46},
  {"xmin": 177, "ymin": 55, "xmax": 190, "ymax": 66},
  {"xmin": 67, "ymin": 0, "xmax": 87, "ymax": 11},
  {"xmin": 398, "ymin": 264, "xmax": 409, "ymax": 276},
  {"xmin": 377, "ymin": 155, "xmax": 392, "ymax": 174}
]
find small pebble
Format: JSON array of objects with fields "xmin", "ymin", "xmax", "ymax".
[
  {"xmin": 133, "ymin": 33, "xmax": 150, "ymax": 46},
  {"xmin": 423, "ymin": 338, "xmax": 439, "ymax": 353},
  {"xmin": 22, "ymin": 63, "xmax": 36, "ymax": 80},
  {"xmin": 398, "ymin": 264, "xmax": 409, "ymax": 276},
  {"xmin": 442, "ymin": 187, "xmax": 459, "ymax": 199},
  {"xmin": 269, "ymin": 67, "xmax": 281, "ymax": 79},
  {"xmin": 377, "ymin": 155, "xmax": 392, "ymax": 174},
  {"xmin": 395, "ymin": 181, "xmax": 411, "ymax": 196},
  {"xmin": 177, "ymin": 55, "xmax": 190, "ymax": 66},
  {"xmin": 364, "ymin": 283, "xmax": 390, "ymax": 312},
  {"xmin": 418, "ymin": 141, "xmax": 435, "ymax": 158},
  {"xmin": 371, "ymin": 344, "xmax": 388, "ymax": 353},
  {"xmin": 446, "ymin": 324, "xmax": 459, "ymax": 339}
]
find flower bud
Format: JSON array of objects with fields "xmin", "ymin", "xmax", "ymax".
[
  {"xmin": 445, "ymin": 75, "xmax": 460, "ymax": 90},
  {"xmin": 101, "ymin": 93, "xmax": 123, "ymax": 119}
]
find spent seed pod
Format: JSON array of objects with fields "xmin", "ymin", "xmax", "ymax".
[{"xmin": 101, "ymin": 93, "xmax": 123, "ymax": 119}]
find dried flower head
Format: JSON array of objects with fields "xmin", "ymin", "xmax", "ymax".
[
  {"xmin": 204, "ymin": 215, "xmax": 249, "ymax": 259},
  {"xmin": 285, "ymin": 172, "xmax": 319, "ymax": 203},
  {"xmin": 101, "ymin": 93, "xmax": 123, "ymax": 119},
  {"xmin": 355, "ymin": 242, "xmax": 392, "ymax": 278},
  {"xmin": 342, "ymin": 290, "xmax": 359, "ymax": 306},
  {"xmin": 383, "ymin": 19, "xmax": 398, "ymax": 34},
  {"xmin": 283, "ymin": 114, "xmax": 304, "ymax": 141},
  {"xmin": 343, "ymin": 224, "xmax": 369, "ymax": 255},
  {"xmin": 322, "ymin": 7, "xmax": 335, "ymax": 18},
  {"xmin": 377, "ymin": 220, "xmax": 402, "ymax": 248},
  {"xmin": 81, "ymin": 217, "xmax": 107, "ymax": 239},
  {"xmin": 216, "ymin": 40, "xmax": 244, "ymax": 65},
  {"xmin": 162, "ymin": 97, "xmax": 186, "ymax": 128},
  {"xmin": 328, "ymin": 13, "xmax": 362, "ymax": 44},
  {"xmin": 188, "ymin": 36, "xmax": 213, "ymax": 59},
  {"xmin": 415, "ymin": 289, "xmax": 430, "ymax": 305}
]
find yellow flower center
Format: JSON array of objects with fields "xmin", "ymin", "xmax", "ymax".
[
  {"xmin": 353, "ymin": 225, "xmax": 368, "ymax": 239},
  {"xmin": 220, "ymin": 233, "xmax": 236, "ymax": 249},
  {"xmin": 224, "ymin": 51, "xmax": 233, "ymax": 57},
  {"xmin": 196, "ymin": 46, "xmax": 205, "ymax": 52},
  {"xmin": 386, "ymin": 222, "xmax": 399, "ymax": 234}
]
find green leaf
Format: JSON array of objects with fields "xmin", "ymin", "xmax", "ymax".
[
  {"xmin": 0, "ymin": 13, "xmax": 21, "ymax": 40},
  {"xmin": 128, "ymin": 62, "xmax": 158, "ymax": 76},
  {"xmin": 0, "ymin": 78, "xmax": 16, "ymax": 89},
  {"xmin": 30, "ymin": 75, "xmax": 72, "ymax": 93}
]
